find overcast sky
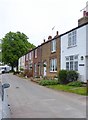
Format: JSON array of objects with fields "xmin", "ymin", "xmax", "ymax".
[{"xmin": 0, "ymin": 0, "xmax": 87, "ymax": 46}]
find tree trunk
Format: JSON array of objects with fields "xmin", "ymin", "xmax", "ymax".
[
  {"xmin": 16, "ymin": 60, "xmax": 18, "ymax": 72},
  {"xmin": 11, "ymin": 65, "xmax": 14, "ymax": 72}
]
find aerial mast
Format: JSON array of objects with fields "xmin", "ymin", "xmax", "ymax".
[{"xmin": 80, "ymin": 1, "xmax": 88, "ymax": 16}]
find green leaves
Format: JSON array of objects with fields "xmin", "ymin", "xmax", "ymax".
[
  {"xmin": 39, "ymin": 80, "xmax": 58, "ymax": 86},
  {"xmin": 2, "ymin": 31, "xmax": 35, "ymax": 68}
]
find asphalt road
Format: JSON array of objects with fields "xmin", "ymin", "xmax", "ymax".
[{"xmin": 2, "ymin": 73, "xmax": 86, "ymax": 118}]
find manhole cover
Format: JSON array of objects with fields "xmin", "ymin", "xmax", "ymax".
[{"xmin": 16, "ymin": 86, "xmax": 19, "ymax": 88}]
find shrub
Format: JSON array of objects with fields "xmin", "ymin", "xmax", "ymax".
[
  {"xmin": 58, "ymin": 70, "xmax": 68, "ymax": 84},
  {"xmin": 20, "ymin": 67, "xmax": 24, "ymax": 71},
  {"xmin": 58, "ymin": 70, "xmax": 79, "ymax": 84},
  {"xmin": 67, "ymin": 70, "xmax": 79, "ymax": 82},
  {"xmin": 67, "ymin": 81, "xmax": 82, "ymax": 87},
  {"xmin": 24, "ymin": 69, "xmax": 33, "ymax": 77},
  {"xmin": 39, "ymin": 80, "xmax": 58, "ymax": 86}
]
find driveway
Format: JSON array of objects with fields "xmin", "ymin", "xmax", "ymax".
[{"xmin": 2, "ymin": 73, "xmax": 86, "ymax": 118}]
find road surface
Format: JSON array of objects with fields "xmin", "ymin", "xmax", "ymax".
[{"xmin": 2, "ymin": 73, "xmax": 86, "ymax": 118}]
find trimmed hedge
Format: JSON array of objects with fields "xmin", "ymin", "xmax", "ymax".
[{"xmin": 39, "ymin": 80, "xmax": 58, "ymax": 86}]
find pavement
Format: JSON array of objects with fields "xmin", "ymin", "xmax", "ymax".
[
  {"xmin": 2, "ymin": 73, "xmax": 87, "ymax": 118},
  {"xmin": 0, "ymin": 77, "xmax": 11, "ymax": 119}
]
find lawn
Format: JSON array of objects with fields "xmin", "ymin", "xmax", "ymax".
[
  {"xmin": 17, "ymin": 75, "xmax": 87, "ymax": 96},
  {"xmin": 46, "ymin": 84, "xmax": 87, "ymax": 95}
]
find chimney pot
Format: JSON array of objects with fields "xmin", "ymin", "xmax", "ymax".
[
  {"xmin": 83, "ymin": 11, "xmax": 86, "ymax": 16},
  {"xmin": 86, "ymin": 12, "xmax": 88, "ymax": 16},
  {"xmin": 48, "ymin": 36, "xmax": 52, "ymax": 40},
  {"xmin": 43, "ymin": 39, "xmax": 45, "ymax": 43},
  {"xmin": 56, "ymin": 31, "xmax": 59, "ymax": 35}
]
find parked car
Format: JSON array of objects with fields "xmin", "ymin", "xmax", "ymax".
[
  {"xmin": 0, "ymin": 68, "xmax": 5, "ymax": 74},
  {"xmin": 0, "ymin": 82, "xmax": 11, "ymax": 118},
  {"xmin": 0, "ymin": 65, "xmax": 11, "ymax": 74}
]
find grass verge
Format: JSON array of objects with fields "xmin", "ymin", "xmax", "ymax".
[{"xmin": 46, "ymin": 84, "xmax": 87, "ymax": 96}]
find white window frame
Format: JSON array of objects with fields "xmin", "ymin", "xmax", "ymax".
[
  {"xmin": 26, "ymin": 54, "xmax": 28, "ymax": 61},
  {"xmin": 68, "ymin": 30, "xmax": 77, "ymax": 47},
  {"xmin": 50, "ymin": 58, "xmax": 57, "ymax": 72},
  {"xmin": 66, "ymin": 62, "xmax": 69, "ymax": 70},
  {"xmin": 66, "ymin": 55, "xmax": 78, "ymax": 71},
  {"xmin": 35, "ymin": 49, "xmax": 37, "ymax": 58},
  {"xmin": 29, "ymin": 52, "xmax": 31, "ymax": 60},
  {"xmin": 51, "ymin": 40, "xmax": 56, "ymax": 52}
]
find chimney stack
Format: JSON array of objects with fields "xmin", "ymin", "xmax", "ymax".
[
  {"xmin": 78, "ymin": 1, "xmax": 88, "ymax": 26},
  {"xmin": 83, "ymin": 11, "xmax": 88, "ymax": 17}
]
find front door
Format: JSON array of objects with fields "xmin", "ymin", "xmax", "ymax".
[
  {"xmin": 44, "ymin": 66, "xmax": 46, "ymax": 76},
  {"xmin": 43, "ymin": 62, "xmax": 46, "ymax": 76}
]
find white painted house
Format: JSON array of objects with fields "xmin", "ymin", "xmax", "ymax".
[
  {"xmin": 61, "ymin": 22, "xmax": 88, "ymax": 82},
  {"xmin": 61, "ymin": 1, "xmax": 88, "ymax": 83},
  {"xmin": 18, "ymin": 55, "xmax": 25, "ymax": 71}
]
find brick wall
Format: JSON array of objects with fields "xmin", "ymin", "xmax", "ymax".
[
  {"xmin": 41, "ymin": 36, "xmax": 60, "ymax": 79},
  {"xmin": 33, "ymin": 46, "xmax": 42, "ymax": 77}
]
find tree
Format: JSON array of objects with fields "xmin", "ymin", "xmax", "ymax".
[
  {"xmin": 0, "ymin": 39, "xmax": 2, "ymax": 63},
  {"xmin": 2, "ymin": 31, "xmax": 35, "ymax": 71}
]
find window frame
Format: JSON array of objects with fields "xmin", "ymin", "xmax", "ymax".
[
  {"xmin": 51, "ymin": 40, "xmax": 56, "ymax": 53},
  {"xmin": 68, "ymin": 30, "xmax": 77, "ymax": 48},
  {"xmin": 65, "ymin": 55, "xmax": 78, "ymax": 71},
  {"xmin": 50, "ymin": 58, "xmax": 57, "ymax": 72},
  {"xmin": 34, "ymin": 49, "xmax": 37, "ymax": 58}
]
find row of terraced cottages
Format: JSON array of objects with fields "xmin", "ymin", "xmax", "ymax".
[
  {"xmin": 19, "ymin": 32, "xmax": 60, "ymax": 79},
  {"xmin": 19, "ymin": 17, "xmax": 88, "ymax": 82}
]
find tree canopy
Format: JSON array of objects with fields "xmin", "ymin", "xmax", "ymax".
[{"xmin": 2, "ymin": 31, "xmax": 35, "ymax": 70}]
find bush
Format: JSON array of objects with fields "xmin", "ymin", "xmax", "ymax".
[
  {"xmin": 20, "ymin": 67, "xmax": 24, "ymax": 71},
  {"xmin": 24, "ymin": 69, "xmax": 33, "ymax": 77},
  {"xmin": 39, "ymin": 80, "xmax": 58, "ymax": 86},
  {"xmin": 67, "ymin": 81, "xmax": 82, "ymax": 87},
  {"xmin": 58, "ymin": 70, "xmax": 68, "ymax": 84},
  {"xmin": 67, "ymin": 70, "xmax": 79, "ymax": 82},
  {"xmin": 58, "ymin": 70, "xmax": 79, "ymax": 84}
]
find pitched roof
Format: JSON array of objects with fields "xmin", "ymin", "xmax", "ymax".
[{"xmin": 24, "ymin": 22, "xmax": 88, "ymax": 55}]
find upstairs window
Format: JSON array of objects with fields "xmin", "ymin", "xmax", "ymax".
[
  {"xmin": 31, "ymin": 51, "xmax": 33, "ymax": 59},
  {"xmin": 29, "ymin": 52, "xmax": 31, "ymax": 60},
  {"xmin": 34, "ymin": 49, "xmax": 37, "ymax": 58},
  {"xmin": 51, "ymin": 40, "xmax": 56, "ymax": 52},
  {"xmin": 68, "ymin": 30, "xmax": 77, "ymax": 47},
  {"xmin": 26, "ymin": 54, "xmax": 28, "ymax": 61}
]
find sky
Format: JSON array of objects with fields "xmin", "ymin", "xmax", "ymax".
[{"xmin": 0, "ymin": 0, "xmax": 87, "ymax": 46}]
